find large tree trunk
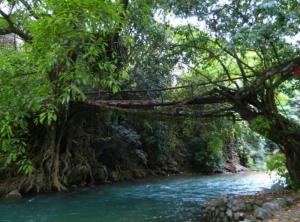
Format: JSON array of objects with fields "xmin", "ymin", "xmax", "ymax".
[
  {"xmin": 240, "ymin": 108, "xmax": 300, "ymax": 186},
  {"xmin": 267, "ymin": 115, "xmax": 300, "ymax": 186},
  {"xmin": 285, "ymin": 148, "xmax": 300, "ymax": 187}
]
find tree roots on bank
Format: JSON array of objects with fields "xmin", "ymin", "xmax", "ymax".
[{"xmin": 15, "ymin": 106, "xmax": 103, "ymax": 193}]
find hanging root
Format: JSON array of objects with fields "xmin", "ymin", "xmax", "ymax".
[
  {"xmin": 52, "ymin": 148, "xmax": 67, "ymax": 192},
  {"xmin": 15, "ymin": 107, "xmax": 110, "ymax": 193}
]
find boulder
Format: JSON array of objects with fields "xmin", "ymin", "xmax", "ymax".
[
  {"xmin": 276, "ymin": 198, "xmax": 288, "ymax": 207},
  {"xmin": 111, "ymin": 171, "xmax": 120, "ymax": 182},
  {"xmin": 226, "ymin": 209, "xmax": 233, "ymax": 218},
  {"xmin": 262, "ymin": 202, "xmax": 280, "ymax": 211},
  {"xmin": 213, "ymin": 168, "xmax": 227, "ymax": 174},
  {"xmin": 294, "ymin": 191, "xmax": 300, "ymax": 200},
  {"xmin": 5, "ymin": 190, "xmax": 22, "ymax": 200},
  {"xmin": 167, "ymin": 159, "xmax": 178, "ymax": 167},
  {"xmin": 94, "ymin": 165, "xmax": 108, "ymax": 182},
  {"xmin": 135, "ymin": 149, "xmax": 148, "ymax": 165},
  {"xmin": 234, "ymin": 164, "xmax": 248, "ymax": 172},
  {"xmin": 254, "ymin": 207, "xmax": 272, "ymax": 220},
  {"xmin": 133, "ymin": 169, "xmax": 146, "ymax": 178},
  {"xmin": 284, "ymin": 197, "xmax": 295, "ymax": 205},
  {"xmin": 270, "ymin": 182, "xmax": 285, "ymax": 191},
  {"xmin": 234, "ymin": 212, "xmax": 244, "ymax": 221},
  {"xmin": 224, "ymin": 163, "xmax": 236, "ymax": 172},
  {"xmin": 224, "ymin": 163, "xmax": 248, "ymax": 173},
  {"xmin": 231, "ymin": 199, "xmax": 246, "ymax": 211}
]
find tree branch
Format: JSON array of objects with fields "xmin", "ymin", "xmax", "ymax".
[
  {"xmin": 214, "ymin": 40, "xmax": 257, "ymax": 74},
  {"xmin": 0, "ymin": 9, "xmax": 31, "ymax": 41},
  {"xmin": 201, "ymin": 47, "xmax": 240, "ymax": 89},
  {"xmin": 239, "ymin": 56, "xmax": 300, "ymax": 98},
  {"xmin": 19, "ymin": 0, "xmax": 40, "ymax": 19}
]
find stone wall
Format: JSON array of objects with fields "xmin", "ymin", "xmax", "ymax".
[{"xmin": 202, "ymin": 190, "xmax": 300, "ymax": 221}]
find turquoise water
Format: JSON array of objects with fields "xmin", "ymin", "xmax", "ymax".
[{"xmin": 0, "ymin": 172, "xmax": 274, "ymax": 222}]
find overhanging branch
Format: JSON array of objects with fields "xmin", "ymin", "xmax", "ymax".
[{"xmin": 0, "ymin": 9, "xmax": 31, "ymax": 41}]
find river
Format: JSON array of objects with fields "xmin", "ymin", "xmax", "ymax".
[{"xmin": 0, "ymin": 172, "xmax": 275, "ymax": 222}]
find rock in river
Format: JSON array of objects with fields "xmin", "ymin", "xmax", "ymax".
[{"xmin": 4, "ymin": 190, "xmax": 22, "ymax": 200}]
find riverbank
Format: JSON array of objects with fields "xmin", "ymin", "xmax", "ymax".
[
  {"xmin": 266, "ymin": 198, "xmax": 300, "ymax": 221},
  {"xmin": 202, "ymin": 188, "xmax": 300, "ymax": 221},
  {"xmin": 0, "ymin": 154, "xmax": 251, "ymax": 199}
]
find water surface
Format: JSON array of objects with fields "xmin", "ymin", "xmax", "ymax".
[{"xmin": 0, "ymin": 172, "xmax": 275, "ymax": 222}]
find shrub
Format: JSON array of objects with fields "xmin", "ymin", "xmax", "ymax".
[
  {"xmin": 189, "ymin": 137, "xmax": 223, "ymax": 172},
  {"xmin": 266, "ymin": 152, "xmax": 297, "ymax": 189}
]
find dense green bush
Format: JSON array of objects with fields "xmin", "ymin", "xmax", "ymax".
[
  {"xmin": 234, "ymin": 123, "xmax": 266, "ymax": 168},
  {"xmin": 189, "ymin": 137, "xmax": 223, "ymax": 172},
  {"xmin": 266, "ymin": 152, "xmax": 297, "ymax": 190}
]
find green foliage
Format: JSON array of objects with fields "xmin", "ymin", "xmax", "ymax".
[
  {"xmin": 266, "ymin": 153, "xmax": 293, "ymax": 188},
  {"xmin": 141, "ymin": 121, "xmax": 178, "ymax": 162},
  {"xmin": 249, "ymin": 116, "xmax": 274, "ymax": 137},
  {"xmin": 0, "ymin": 0, "xmax": 127, "ymax": 174},
  {"xmin": 0, "ymin": 116, "xmax": 31, "ymax": 174},
  {"xmin": 0, "ymin": 0, "xmax": 299, "ymax": 182},
  {"xmin": 189, "ymin": 137, "xmax": 223, "ymax": 172},
  {"xmin": 0, "ymin": 50, "xmax": 47, "ymax": 174},
  {"xmin": 0, "ymin": 0, "xmax": 179, "ymax": 176},
  {"xmin": 234, "ymin": 122, "xmax": 266, "ymax": 168},
  {"xmin": 17, "ymin": 159, "xmax": 33, "ymax": 175},
  {"xmin": 277, "ymin": 87, "xmax": 300, "ymax": 124}
]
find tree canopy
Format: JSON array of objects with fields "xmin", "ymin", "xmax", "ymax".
[{"xmin": 0, "ymin": 0, "xmax": 299, "ymax": 189}]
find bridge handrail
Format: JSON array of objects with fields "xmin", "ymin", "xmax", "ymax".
[{"xmin": 84, "ymin": 75, "xmax": 254, "ymax": 96}]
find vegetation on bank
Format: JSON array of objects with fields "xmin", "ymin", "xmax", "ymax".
[{"xmin": 0, "ymin": 0, "xmax": 299, "ymax": 192}]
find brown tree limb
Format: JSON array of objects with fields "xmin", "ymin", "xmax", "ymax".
[
  {"xmin": 214, "ymin": 40, "xmax": 257, "ymax": 74},
  {"xmin": 244, "ymin": 56, "xmax": 300, "ymax": 95},
  {"xmin": 202, "ymin": 47, "xmax": 241, "ymax": 89},
  {"xmin": 0, "ymin": 9, "xmax": 31, "ymax": 41}
]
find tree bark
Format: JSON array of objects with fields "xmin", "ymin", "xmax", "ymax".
[{"xmin": 268, "ymin": 115, "xmax": 300, "ymax": 186}]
